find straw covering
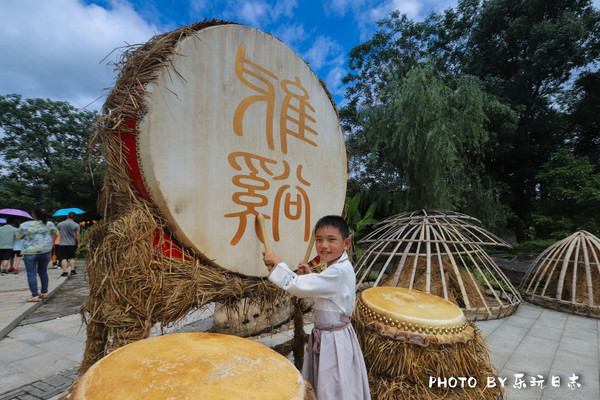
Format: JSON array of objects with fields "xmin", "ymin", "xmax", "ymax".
[
  {"xmin": 521, "ymin": 230, "xmax": 600, "ymax": 318},
  {"xmin": 355, "ymin": 210, "xmax": 521, "ymax": 320},
  {"xmin": 80, "ymin": 20, "xmax": 290, "ymax": 373}
]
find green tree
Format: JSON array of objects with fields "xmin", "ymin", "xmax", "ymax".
[
  {"xmin": 0, "ymin": 94, "xmax": 103, "ymax": 218},
  {"xmin": 462, "ymin": 0, "xmax": 600, "ymax": 240},
  {"xmin": 352, "ymin": 65, "xmax": 494, "ymax": 205},
  {"xmin": 344, "ymin": 63, "xmax": 514, "ymax": 230},
  {"xmin": 563, "ymin": 71, "xmax": 600, "ymax": 167},
  {"xmin": 342, "ymin": 0, "xmax": 600, "ymax": 239},
  {"xmin": 533, "ymin": 149, "xmax": 600, "ymax": 238}
]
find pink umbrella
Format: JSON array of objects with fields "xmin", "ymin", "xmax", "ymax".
[{"xmin": 0, "ymin": 208, "xmax": 33, "ymax": 219}]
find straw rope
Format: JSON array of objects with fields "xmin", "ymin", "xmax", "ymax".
[{"xmin": 353, "ymin": 315, "xmax": 503, "ymax": 399}]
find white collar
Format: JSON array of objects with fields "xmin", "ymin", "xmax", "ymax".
[{"xmin": 327, "ymin": 251, "xmax": 349, "ymax": 267}]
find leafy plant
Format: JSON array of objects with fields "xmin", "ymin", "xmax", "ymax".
[
  {"xmin": 472, "ymin": 267, "xmax": 509, "ymax": 291},
  {"xmin": 345, "ymin": 193, "xmax": 377, "ymax": 262}
]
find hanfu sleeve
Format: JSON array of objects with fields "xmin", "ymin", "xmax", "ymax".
[{"xmin": 268, "ymin": 262, "xmax": 341, "ymax": 299}]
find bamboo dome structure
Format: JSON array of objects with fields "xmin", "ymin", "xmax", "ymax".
[
  {"xmin": 355, "ymin": 210, "xmax": 521, "ymax": 320},
  {"xmin": 520, "ymin": 230, "xmax": 600, "ymax": 318}
]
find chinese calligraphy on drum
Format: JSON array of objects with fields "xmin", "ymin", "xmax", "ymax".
[{"xmin": 227, "ymin": 45, "xmax": 317, "ymax": 246}]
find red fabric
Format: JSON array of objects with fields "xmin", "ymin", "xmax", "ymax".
[
  {"xmin": 112, "ymin": 119, "xmax": 151, "ymax": 202},
  {"xmin": 111, "ymin": 118, "xmax": 188, "ymax": 260},
  {"xmin": 152, "ymin": 229, "xmax": 192, "ymax": 261}
]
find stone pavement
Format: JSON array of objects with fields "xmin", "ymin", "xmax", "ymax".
[{"xmin": 0, "ymin": 260, "xmax": 599, "ymax": 399}]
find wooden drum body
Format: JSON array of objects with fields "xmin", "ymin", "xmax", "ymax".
[
  {"xmin": 70, "ymin": 332, "xmax": 315, "ymax": 399},
  {"xmin": 353, "ymin": 287, "xmax": 502, "ymax": 399}
]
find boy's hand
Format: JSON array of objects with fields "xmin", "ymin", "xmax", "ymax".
[
  {"xmin": 262, "ymin": 250, "xmax": 282, "ymax": 271},
  {"xmin": 297, "ymin": 262, "xmax": 311, "ymax": 275}
]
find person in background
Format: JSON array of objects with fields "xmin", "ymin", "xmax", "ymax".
[
  {"xmin": 50, "ymin": 232, "xmax": 60, "ymax": 269},
  {"xmin": 0, "ymin": 218, "xmax": 18, "ymax": 274},
  {"xmin": 57, "ymin": 212, "xmax": 80, "ymax": 277},
  {"xmin": 17, "ymin": 206, "xmax": 58, "ymax": 302},
  {"xmin": 9, "ymin": 220, "xmax": 23, "ymax": 274}
]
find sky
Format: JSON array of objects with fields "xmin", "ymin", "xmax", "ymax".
[
  {"xmin": 0, "ymin": 0, "xmax": 464, "ymax": 111},
  {"xmin": 2, "ymin": 0, "xmax": 599, "ymax": 112}
]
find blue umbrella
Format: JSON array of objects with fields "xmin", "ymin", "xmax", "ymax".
[{"xmin": 52, "ymin": 208, "xmax": 86, "ymax": 217}]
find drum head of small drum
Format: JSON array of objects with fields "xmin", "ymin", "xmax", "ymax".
[
  {"xmin": 71, "ymin": 332, "xmax": 306, "ymax": 400},
  {"xmin": 361, "ymin": 287, "xmax": 466, "ymax": 328},
  {"xmin": 136, "ymin": 24, "xmax": 347, "ymax": 276}
]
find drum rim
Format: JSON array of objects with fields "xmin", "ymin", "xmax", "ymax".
[{"xmin": 360, "ymin": 287, "xmax": 466, "ymax": 328}]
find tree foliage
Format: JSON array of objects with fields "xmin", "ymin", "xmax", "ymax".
[
  {"xmin": 342, "ymin": 0, "xmax": 600, "ymax": 238},
  {"xmin": 463, "ymin": 0, "xmax": 600, "ymax": 239},
  {"xmin": 345, "ymin": 192, "xmax": 377, "ymax": 263},
  {"xmin": 346, "ymin": 63, "xmax": 514, "ymax": 227},
  {"xmin": 533, "ymin": 149, "xmax": 600, "ymax": 238},
  {"xmin": 563, "ymin": 71, "xmax": 600, "ymax": 167},
  {"xmin": 0, "ymin": 94, "xmax": 103, "ymax": 218}
]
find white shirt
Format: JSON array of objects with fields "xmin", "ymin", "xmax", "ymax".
[{"xmin": 268, "ymin": 251, "xmax": 355, "ymax": 324}]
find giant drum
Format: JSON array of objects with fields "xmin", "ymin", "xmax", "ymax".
[{"xmin": 118, "ymin": 22, "xmax": 346, "ymax": 276}]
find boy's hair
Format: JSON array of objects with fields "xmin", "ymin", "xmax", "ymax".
[{"xmin": 315, "ymin": 215, "xmax": 350, "ymax": 239}]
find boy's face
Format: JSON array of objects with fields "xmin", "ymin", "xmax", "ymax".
[{"xmin": 315, "ymin": 225, "xmax": 351, "ymax": 265}]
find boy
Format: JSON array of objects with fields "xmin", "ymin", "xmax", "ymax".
[{"xmin": 263, "ymin": 215, "xmax": 371, "ymax": 400}]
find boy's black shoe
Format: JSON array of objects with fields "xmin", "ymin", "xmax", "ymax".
[{"xmin": 60, "ymin": 272, "xmax": 68, "ymax": 277}]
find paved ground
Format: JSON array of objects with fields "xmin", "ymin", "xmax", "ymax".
[{"xmin": 0, "ymin": 259, "xmax": 599, "ymax": 399}]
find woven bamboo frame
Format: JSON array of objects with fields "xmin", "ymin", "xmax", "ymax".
[
  {"xmin": 521, "ymin": 230, "xmax": 600, "ymax": 318},
  {"xmin": 355, "ymin": 210, "xmax": 521, "ymax": 320}
]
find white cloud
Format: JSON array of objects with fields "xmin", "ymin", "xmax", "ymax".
[
  {"xmin": 387, "ymin": 0, "xmax": 423, "ymax": 19},
  {"xmin": 302, "ymin": 36, "xmax": 346, "ymax": 102},
  {"xmin": 273, "ymin": 0, "xmax": 298, "ymax": 18},
  {"xmin": 353, "ymin": 0, "xmax": 458, "ymax": 41},
  {"xmin": 231, "ymin": 0, "xmax": 298, "ymax": 28},
  {"xmin": 325, "ymin": 64, "xmax": 348, "ymax": 101},
  {"xmin": 237, "ymin": 1, "xmax": 270, "ymax": 27},
  {"xmin": 272, "ymin": 23, "xmax": 306, "ymax": 49},
  {"xmin": 324, "ymin": 0, "xmax": 364, "ymax": 17},
  {"xmin": 0, "ymin": 0, "xmax": 157, "ymax": 110},
  {"xmin": 304, "ymin": 35, "xmax": 343, "ymax": 70},
  {"xmin": 383, "ymin": 0, "xmax": 456, "ymax": 20}
]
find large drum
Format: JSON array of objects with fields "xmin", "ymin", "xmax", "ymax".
[
  {"xmin": 117, "ymin": 22, "xmax": 347, "ymax": 277},
  {"xmin": 353, "ymin": 287, "xmax": 502, "ymax": 400},
  {"xmin": 69, "ymin": 332, "xmax": 316, "ymax": 399}
]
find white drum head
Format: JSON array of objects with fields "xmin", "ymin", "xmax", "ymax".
[{"xmin": 136, "ymin": 24, "xmax": 347, "ymax": 277}]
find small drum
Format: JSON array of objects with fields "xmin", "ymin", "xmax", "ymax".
[
  {"xmin": 69, "ymin": 332, "xmax": 316, "ymax": 399},
  {"xmin": 353, "ymin": 287, "xmax": 502, "ymax": 399}
]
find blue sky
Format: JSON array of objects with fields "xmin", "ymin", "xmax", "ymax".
[
  {"xmin": 0, "ymin": 0, "xmax": 462, "ymax": 110},
  {"xmin": 2, "ymin": 0, "xmax": 598, "ymax": 111}
]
